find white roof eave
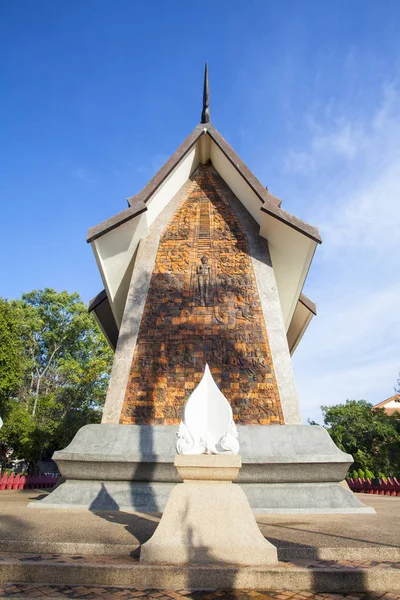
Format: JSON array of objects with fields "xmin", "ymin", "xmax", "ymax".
[
  {"xmin": 259, "ymin": 210, "xmax": 317, "ymax": 331},
  {"xmin": 89, "ymin": 130, "xmax": 319, "ymax": 334}
]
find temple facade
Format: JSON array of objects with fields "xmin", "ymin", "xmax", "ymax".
[
  {"xmin": 34, "ymin": 68, "xmax": 372, "ymax": 515},
  {"xmin": 87, "ymin": 70, "xmax": 321, "ymax": 428}
]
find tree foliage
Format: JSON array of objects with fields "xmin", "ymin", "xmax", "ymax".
[
  {"xmin": 319, "ymin": 399, "xmax": 400, "ymax": 475},
  {"xmin": 0, "ymin": 289, "xmax": 113, "ymax": 470},
  {"xmin": 0, "ymin": 298, "xmax": 26, "ymax": 405}
]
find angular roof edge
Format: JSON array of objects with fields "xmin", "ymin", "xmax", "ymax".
[
  {"xmin": 206, "ymin": 124, "xmax": 282, "ymax": 208},
  {"xmin": 88, "ymin": 288, "xmax": 107, "ymax": 312},
  {"xmin": 86, "ymin": 121, "xmax": 321, "ymax": 245},
  {"xmin": 127, "ymin": 124, "xmax": 205, "ymax": 206},
  {"xmin": 207, "ymin": 124, "xmax": 321, "ymax": 243},
  {"xmin": 299, "ymin": 293, "xmax": 317, "ymax": 316},
  {"xmin": 86, "ymin": 201, "xmax": 147, "ymax": 243},
  {"xmin": 372, "ymin": 394, "xmax": 400, "ymax": 409},
  {"xmin": 261, "ymin": 205, "xmax": 321, "ymax": 244}
]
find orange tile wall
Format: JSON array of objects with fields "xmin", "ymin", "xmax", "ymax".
[{"xmin": 120, "ymin": 165, "xmax": 284, "ymax": 425}]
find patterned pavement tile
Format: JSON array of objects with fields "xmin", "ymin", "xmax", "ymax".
[
  {"xmin": 1, "ymin": 553, "xmax": 400, "ymax": 572},
  {"xmin": 1, "ymin": 590, "xmax": 400, "ymax": 600},
  {"xmin": 0, "ymin": 554, "xmax": 399, "ymax": 599}
]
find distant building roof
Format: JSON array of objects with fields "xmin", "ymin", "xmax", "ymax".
[{"xmin": 372, "ymin": 394, "xmax": 400, "ymax": 416}]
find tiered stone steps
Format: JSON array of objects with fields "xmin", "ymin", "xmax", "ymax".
[{"xmin": 0, "ymin": 553, "xmax": 399, "ymax": 593}]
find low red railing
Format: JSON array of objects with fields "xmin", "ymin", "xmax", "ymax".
[
  {"xmin": 347, "ymin": 477, "xmax": 400, "ymax": 496},
  {"xmin": 0, "ymin": 472, "xmax": 59, "ymax": 490}
]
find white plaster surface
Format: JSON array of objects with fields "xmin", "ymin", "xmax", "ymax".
[
  {"xmin": 287, "ymin": 300, "xmax": 313, "ymax": 355},
  {"xmin": 176, "ymin": 365, "xmax": 239, "ymax": 455},
  {"xmin": 260, "ymin": 212, "xmax": 317, "ymax": 331},
  {"xmin": 101, "ymin": 181, "xmax": 193, "ymax": 424},
  {"xmin": 93, "ymin": 213, "xmax": 148, "ymax": 327},
  {"xmin": 146, "ymin": 146, "xmax": 200, "ymax": 226},
  {"xmin": 210, "ymin": 139, "xmax": 263, "ymax": 224}
]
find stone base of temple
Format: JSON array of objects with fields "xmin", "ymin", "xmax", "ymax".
[{"xmin": 29, "ymin": 423, "xmax": 374, "ymax": 514}]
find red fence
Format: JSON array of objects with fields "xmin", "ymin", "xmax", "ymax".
[
  {"xmin": 347, "ymin": 477, "xmax": 400, "ymax": 496},
  {"xmin": 0, "ymin": 473, "xmax": 59, "ymax": 490}
]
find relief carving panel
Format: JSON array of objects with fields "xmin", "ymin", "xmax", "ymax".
[{"xmin": 120, "ymin": 165, "xmax": 284, "ymax": 425}]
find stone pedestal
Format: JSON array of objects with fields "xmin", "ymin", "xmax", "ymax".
[
  {"xmin": 140, "ymin": 455, "xmax": 278, "ymax": 565},
  {"xmin": 29, "ymin": 423, "xmax": 374, "ymax": 514}
]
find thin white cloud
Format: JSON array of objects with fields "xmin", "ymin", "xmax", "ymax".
[
  {"xmin": 285, "ymin": 119, "xmax": 368, "ymax": 174},
  {"xmin": 71, "ymin": 167, "xmax": 96, "ymax": 184},
  {"xmin": 321, "ymin": 158, "xmax": 400, "ymax": 252},
  {"xmin": 288, "ymin": 79, "xmax": 400, "ymax": 423},
  {"xmin": 296, "ymin": 355, "xmax": 399, "ymax": 425}
]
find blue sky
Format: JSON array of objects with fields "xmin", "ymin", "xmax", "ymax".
[{"xmin": 1, "ymin": 1, "xmax": 400, "ymax": 421}]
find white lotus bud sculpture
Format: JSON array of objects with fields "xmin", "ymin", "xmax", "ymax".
[{"xmin": 176, "ymin": 364, "xmax": 239, "ymax": 455}]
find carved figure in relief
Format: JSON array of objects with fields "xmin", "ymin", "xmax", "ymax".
[
  {"xmin": 216, "ymin": 287, "xmax": 228, "ymax": 304},
  {"xmin": 260, "ymin": 404, "xmax": 278, "ymax": 419},
  {"xmin": 217, "ymin": 255, "xmax": 232, "ymax": 272},
  {"xmin": 164, "ymin": 225, "xmax": 190, "ymax": 240},
  {"xmin": 220, "ymin": 420, "xmax": 240, "ymax": 454},
  {"xmin": 254, "ymin": 349, "xmax": 269, "ymax": 374},
  {"xmin": 214, "ymin": 305, "xmax": 229, "ymax": 324},
  {"xmin": 240, "ymin": 357, "xmax": 257, "ymax": 380},
  {"xmin": 208, "ymin": 339, "xmax": 225, "ymax": 366},
  {"xmin": 196, "ymin": 255, "xmax": 211, "ymax": 306},
  {"xmin": 169, "ymin": 248, "xmax": 189, "ymax": 273},
  {"xmin": 155, "ymin": 355, "xmax": 168, "ymax": 372},
  {"xmin": 183, "ymin": 343, "xmax": 195, "ymax": 365},
  {"xmin": 214, "ymin": 221, "xmax": 232, "ymax": 240},
  {"xmin": 173, "ymin": 343, "xmax": 194, "ymax": 367},
  {"xmin": 235, "ymin": 300, "xmax": 256, "ymax": 321}
]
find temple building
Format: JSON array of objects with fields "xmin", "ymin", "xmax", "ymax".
[
  {"xmin": 34, "ymin": 66, "xmax": 372, "ymax": 515},
  {"xmin": 87, "ymin": 66, "xmax": 320, "ymax": 429}
]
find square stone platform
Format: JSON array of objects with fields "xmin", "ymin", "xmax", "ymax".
[{"xmin": 30, "ymin": 424, "xmax": 374, "ymax": 514}]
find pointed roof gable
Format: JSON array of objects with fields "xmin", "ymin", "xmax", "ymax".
[
  {"xmin": 86, "ymin": 121, "xmax": 321, "ymax": 338},
  {"xmin": 372, "ymin": 394, "xmax": 400, "ymax": 410},
  {"xmin": 87, "ymin": 122, "xmax": 320, "ymax": 244}
]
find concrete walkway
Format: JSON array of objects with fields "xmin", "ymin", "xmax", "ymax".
[
  {"xmin": 0, "ymin": 491, "xmax": 398, "ymax": 560},
  {"xmin": 0, "ymin": 491, "xmax": 399, "ymax": 594}
]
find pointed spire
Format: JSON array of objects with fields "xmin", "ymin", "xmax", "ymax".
[{"xmin": 201, "ymin": 63, "xmax": 210, "ymax": 123}]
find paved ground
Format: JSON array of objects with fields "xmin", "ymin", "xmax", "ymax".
[
  {"xmin": 1, "ymin": 492, "xmax": 399, "ymax": 559},
  {"xmin": 0, "ymin": 586, "xmax": 399, "ymax": 599},
  {"xmin": 0, "ymin": 492, "xmax": 399, "ymax": 597}
]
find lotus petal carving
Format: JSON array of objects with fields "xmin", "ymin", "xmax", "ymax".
[{"xmin": 176, "ymin": 364, "xmax": 239, "ymax": 455}]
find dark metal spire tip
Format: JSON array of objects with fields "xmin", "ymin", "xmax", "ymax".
[{"xmin": 201, "ymin": 63, "xmax": 210, "ymax": 124}]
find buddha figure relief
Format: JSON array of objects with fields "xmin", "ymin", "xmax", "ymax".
[{"xmin": 196, "ymin": 255, "xmax": 211, "ymax": 306}]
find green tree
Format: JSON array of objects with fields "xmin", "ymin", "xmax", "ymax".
[
  {"xmin": 0, "ymin": 298, "xmax": 26, "ymax": 410},
  {"xmin": 320, "ymin": 399, "xmax": 400, "ymax": 475},
  {"xmin": 0, "ymin": 289, "xmax": 113, "ymax": 471}
]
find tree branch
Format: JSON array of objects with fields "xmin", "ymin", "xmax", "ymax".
[{"xmin": 32, "ymin": 342, "xmax": 62, "ymax": 416}]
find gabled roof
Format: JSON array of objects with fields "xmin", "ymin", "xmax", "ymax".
[
  {"xmin": 86, "ymin": 119, "xmax": 322, "ymax": 338},
  {"xmin": 86, "ymin": 122, "xmax": 321, "ymax": 245},
  {"xmin": 372, "ymin": 394, "xmax": 400, "ymax": 409}
]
